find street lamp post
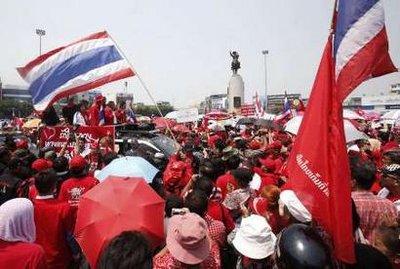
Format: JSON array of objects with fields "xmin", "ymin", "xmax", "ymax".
[
  {"xmin": 36, "ymin": 29, "xmax": 46, "ymax": 56},
  {"xmin": 262, "ymin": 50, "xmax": 269, "ymax": 111}
]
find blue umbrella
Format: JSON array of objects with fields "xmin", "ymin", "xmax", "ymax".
[{"xmin": 95, "ymin": 156, "xmax": 159, "ymax": 183}]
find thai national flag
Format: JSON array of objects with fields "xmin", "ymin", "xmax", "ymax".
[
  {"xmin": 274, "ymin": 92, "xmax": 291, "ymax": 121},
  {"xmin": 334, "ymin": 0, "xmax": 397, "ymax": 100},
  {"xmin": 17, "ymin": 31, "xmax": 134, "ymax": 111},
  {"xmin": 253, "ymin": 92, "xmax": 265, "ymax": 118}
]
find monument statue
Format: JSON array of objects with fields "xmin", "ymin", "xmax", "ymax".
[
  {"xmin": 230, "ymin": 51, "xmax": 241, "ymax": 74},
  {"xmin": 227, "ymin": 50, "xmax": 244, "ymax": 112}
]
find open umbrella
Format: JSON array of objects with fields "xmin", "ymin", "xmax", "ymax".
[
  {"xmin": 74, "ymin": 177, "xmax": 165, "ymax": 269},
  {"xmin": 284, "ymin": 115, "xmax": 369, "ymax": 143},
  {"xmin": 237, "ymin": 117, "xmax": 256, "ymax": 125},
  {"xmin": 343, "ymin": 109, "xmax": 364, "ymax": 120},
  {"xmin": 172, "ymin": 124, "xmax": 190, "ymax": 133},
  {"xmin": 165, "ymin": 111, "xmax": 178, "ymax": 120},
  {"xmin": 205, "ymin": 111, "xmax": 232, "ymax": 121},
  {"xmin": 152, "ymin": 117, "xmax": 176, "ymax": 130},
  {"xmin": 362, "ymin": 111, "xmax": 381, "ymax": 121},
  {"xmin": 95, "ymin": 156, "xmax": 159, "ymax": 183},
  {"xmin": 22, "ymin": 118, "xmax": 41, "ymax": 129},
  {"xmin": 254, "ymin": 118, "xmax": 278, "ymax": 129}
]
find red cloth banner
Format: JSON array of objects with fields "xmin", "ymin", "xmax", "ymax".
[
  {"xmin": 39, "ymin": 126, "xmax": 115, "ymax": 159},
  {"xmin": 240, "ymin": 104, "xmax": 256, "ymax": 117},
  {"xmin": 286, "ymin": 37, "xmax": 355, "ymax": 263}
]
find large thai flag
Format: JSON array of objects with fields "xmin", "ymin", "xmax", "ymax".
[
  {"xmin": 334, "ymin": 0, "xmax": 397, "ymax": 100},
  {"xmin": 17, "ymin": 31, "xmax": 134, "ymax": 111},
  {"xmin": 286, "ymin": 0, "xmax": 396, "ymax": 264}
]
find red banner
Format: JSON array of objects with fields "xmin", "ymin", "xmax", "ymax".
[
  {"xmin": 39, "ymin": 126, "xmax": 115, "ymax": 159},
  {"xmin": 240, "ymin": 104, "xmax": 256, "ymax": 117},
  {"xmin": 286, "ymin": 37, "xmax": 355, "ymax": 263}
]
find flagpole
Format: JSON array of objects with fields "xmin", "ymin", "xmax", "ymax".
[{"xmin": 108, "ymin": 33, "xmax": 178, "ymax": 145}]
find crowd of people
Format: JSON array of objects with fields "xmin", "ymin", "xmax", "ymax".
[{"xmin": 0, "ymin": 96, "xmax": 399, "ymax": 269}]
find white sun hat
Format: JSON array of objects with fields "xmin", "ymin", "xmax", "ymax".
[
  {"xmin": 278, "ymin": 190, "xmax": 312, "ymax": 223},
  {"xmin": 232, "ymin": 214, "xmax": 277, "ymax": 259}
]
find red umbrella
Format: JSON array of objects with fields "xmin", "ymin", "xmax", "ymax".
[
  {"xmin": 74, "ymin": 177, "xmax": 165, "ymax": 269},
  {"xmin": 205, "ymin": 111, "xmax": 232, "ymax": 121},
  {"xmin": 153, "ymin": 117, "xmax": 176, "ymax": 129},
  {"xmin": 172, "ymin": 124, "xmax": 190, "ymax": 133}
]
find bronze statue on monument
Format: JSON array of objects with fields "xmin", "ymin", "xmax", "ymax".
[{"xmin": 230, "ymin": 51, "xmax": 240, "ymax": 74}]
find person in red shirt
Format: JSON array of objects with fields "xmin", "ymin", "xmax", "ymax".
[
  {"xmin": 350, "ymin": 158, "xmax": 398, "ymax": 241},
  {"xmin": 114, "ymin": 101, "xmax": 127, "ymax": 124},
  {"xmin": 379, "ymin": 164, "xmax": 400, "ymax": 210},
  {"xmin": 104, "ymin": 101, "xmax": 116, "ymax": 125},
  {"xmin": 0, "ymin": 198, "xmax": 47, "ymax": 269},
  {"xmin": 33, "ymin": 170, "xmax": 75, "ymax": 269},
  {"xmin": 28, "ymin": 158, "xmax": 54, "ymax": 201},
  {"xmin": 193, "ymin": 177, "xmax": 235, "ymax": 233},
  {"xmin": 58, "ymin": 156, "xmax": 99, "ymax": 207},
  {"xmin": 153, "ymin": 212, "xmax": 220, "ymax": 269},
  {"xmin": 163, "ymin": 161, "xmax": 189, "ymax": 196},
  {"xmin": 87, "ymin": 95, "xmax": 105, "ymax": 126},
  {"xmin": 216, "ymin": 154, "xmax": 240, "ymax": 200},
  {"xmin": 256, "ymin": 158, "xmax": 279, "ymax": 188}
]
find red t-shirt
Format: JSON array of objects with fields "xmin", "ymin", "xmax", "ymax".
[
  {"xmin": 115, "ymin": 109, "xmax": 126, "ymax": 124},
  {"xmin": 207, "ymin": 200, "xmax": 235, "ymax": 233},
  {"xmin": 33, "ymin": 198, "xmax": 75, "ymax": 269},
  {"xmin": 216, "ymin": 172, "xmax": 238, "ymax": 200},
  {"xmin": 87, "ymin": 105, "xmax": 100, "ymax": 126},
  {"xmin": 253, "ymin": 167, "xmax": 278, "ymax": 189},
  {"xmin": 58, "ymin": 176, "xmax": 99, "ymax": 207},
  {"xmin": 0, "ymin": 240, "xmax": 47, "ymax": 269},
  {"xmin": 208, "ymin": 134, "xmax": 222, "ymax": 148},
  {"xmin": 104, "ymin": 106, "xmax": 114, "ymax": 125}
]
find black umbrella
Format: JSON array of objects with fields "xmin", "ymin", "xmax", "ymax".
[
  {"xmin": 237, "ymin": 117, "xmax": 256, "ymax": 125},
  {"xmin": 254, "ymin": 118, "xmax": 282, "ymax": 130}
]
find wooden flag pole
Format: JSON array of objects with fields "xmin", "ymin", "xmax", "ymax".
[{"xmin": 108, "ymin": 33, "xmax": 179, "ymax": 145}]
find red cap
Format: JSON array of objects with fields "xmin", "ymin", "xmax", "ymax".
[
  {"xmin": 31, "ymin": 158, "xmax": 53, "ymax": 172},
  {"xmin": 16, "ymin": 139, "xmax": 28, "ymax": 149},
  {"xmin": 69, "ymin": 155, "xmax": 88, "ymax": 169},
  {"xmin": 259, "ymin": 158, "xmax": 276, "ymax": 171}
]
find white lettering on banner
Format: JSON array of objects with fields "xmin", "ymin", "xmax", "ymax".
[{"xmin": 296, "ymin": 154, "xmax": 330, "ymax": 197}]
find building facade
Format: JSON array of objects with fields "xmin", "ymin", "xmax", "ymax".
[
  {"xmin": 266, "ymin": 93, "xmax": 302, "ymax": 113},
  {"xmin": 200, "ymin": 94, "xmax": 228, "ymax": 113},
  {"xmin": 0, "ymin": 84, "xmax": 31, "ymax": 102}
]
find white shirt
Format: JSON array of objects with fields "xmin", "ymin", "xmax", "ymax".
[{"xmin": 73, "ymin": 111, "xmax": 87, "ymax": 126}]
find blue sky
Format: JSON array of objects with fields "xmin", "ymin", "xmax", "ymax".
[{"xmin": 1, "ymin": 0, "xmax": 399, "ymax": 107}]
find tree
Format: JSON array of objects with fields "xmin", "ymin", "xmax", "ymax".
[
  {"xmin": 0, "ymin": 100, "xmax": 33, "ymax": 118},
  {"xmin": 133, "ymin": 103, "xmax": 174, "ymax": 117}
]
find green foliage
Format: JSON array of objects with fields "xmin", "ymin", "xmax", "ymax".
[
  {"xmin": 0, "ymin": 99, "xmax": 33, "ymax": 118},
  {"xmin": 133, "ymin": 103, "xmax": 174, "ymax": 117}
]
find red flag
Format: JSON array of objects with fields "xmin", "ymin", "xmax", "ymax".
[
  {"xmin": 286, "ymin": 36, "xmax": 355, "ymax": 263},
  {"xmin": 287, "ymin": 0, "xmax": 397, "ymax": 263}
]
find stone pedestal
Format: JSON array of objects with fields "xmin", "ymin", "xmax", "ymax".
[{"xmin": 227, "ymin": 73, "xmax": 245, "ymax": 113}]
